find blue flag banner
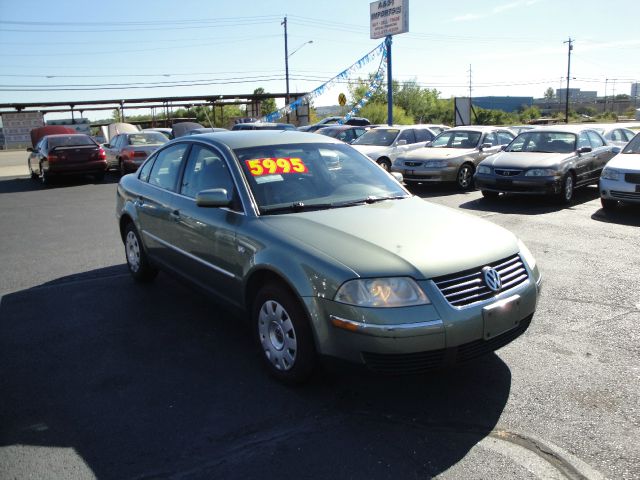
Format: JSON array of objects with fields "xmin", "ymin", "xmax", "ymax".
[
  {"xmin": 338, "ymin": 48, "xmax": 387, "ymax": 124},
  {"xmin": 261, "ymin": 42, "xmax": 386, "ymax": 123}
]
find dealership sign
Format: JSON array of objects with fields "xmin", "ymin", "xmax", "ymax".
[{"xmin": 370, "ymin": 0, "xmax": 409, "ymax": 39}]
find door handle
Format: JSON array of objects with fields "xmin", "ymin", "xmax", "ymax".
[{"xmin": 170, "ymin": 209, "xmax": 181, "ymax": 221}]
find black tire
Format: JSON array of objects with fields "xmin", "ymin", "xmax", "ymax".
[
  {"xmin": 556, "ymin": 172, "xmax": 575, "ymax": 204},
  {"xmin": 481, "ymin": 190, "xmax": 499, "ymax": 199},
  {"xmin": 456, "ymin": 163, "xmax": 475, "ymax": 190},
  {"xmin": 123, "ymin": 222, "xmax": 158, "ymax": 282},
  {"xmin": 377, "ymin": 158, "xmax": 391, "ymax": 172},
  {"xmin": 601, "ymin": 198, "xmax": 618, "ymax": 211},
  {"xmin": 94, "ymin": 172, "xmax": 106, "ymax": 182},
  {"xmin": 253, "ymin": 283, "xmax": 316, "ymax": 384},
  {"xmin": 119, "ymin": 159, "xmax": 126, "ymax": 177}
]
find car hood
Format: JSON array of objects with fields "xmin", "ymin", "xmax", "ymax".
[
  {"xmin": 399, "ymin": 147, "xmax": 477, "ymax": 160},
  {"xmin": 262, "ymin": 196, "xmax": 518, "ymax": 279},
  {"xmin": 605, "ymin": 153, "xmax": 640, "ymax": 171},
  {"xmin": 351, "ymin": 145, "xmax": 390, "ymax": 158},
  {"xmin": 30, "ymin": 126, "xmax": 76, "ymax": 146},
  {"xmin": 482, "ymin": 151, "xmax": 570, "ymax": 168}
]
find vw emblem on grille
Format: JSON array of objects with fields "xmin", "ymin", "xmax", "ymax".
[{"xmin": 482, "ymin": 266, "xmax": 502, "ymax": 292}]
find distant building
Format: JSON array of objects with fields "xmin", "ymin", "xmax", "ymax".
[
  {"xmin": 556, "ymin": 88, "xmax": 597, "ymax": 102},
  {"xmin": 631, "ymin": 83, "xmax": 639, "ymax": 99},
  {"xmin": 471, "ymin": 96, "xmax": 533, "ymax": 113}
]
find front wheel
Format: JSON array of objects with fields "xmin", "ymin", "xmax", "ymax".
[
  {"xmin": 456, "ymin": 163, "xmax": 475, "ymax": 190},
  {"xmin": 600, "ymin": 198, "xmax": 618, "ymax": 211},
  {"xmin": 556, "ymin": 173, "xmax": 574, "ymax": 204},
  {"xmin": 124, "ymin": 223, "xmax": 157, "ymax": 282},
  {"xmin": 39, "ymin": 164, "xmax": 51, "ymax": 185},
  {"xmin": 253, "ymin": 283, "xmax": 316, "ymax": 384},
  {"xmin": 29, "ymin": 161, "xmax": 38, "ymax": 180}
]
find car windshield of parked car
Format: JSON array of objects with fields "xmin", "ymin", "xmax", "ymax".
[
  {"xmin": 351, "ymin": 128, "xmax": 400, "ymax": 146},
  {"xmin": 48, "ymin": 135, "xmax": 96, "ymax": 147},
  {"xmin": 621, "ymin": 134, "xmax": 640, "ymax": 154},
  {"xmin": 506, "ymin": 132, "xmax": 576, "ymax": 153},
  {"xmin": 128, "ymin": 132, "xmax": 169, "ymax": 145},
  {"xmin": 430, "ymin": 131, "xmax": 481, "ymax": 149},
  {"xmin": 234, "ymin": 142, "xmax": 408, "ymax": 213}
]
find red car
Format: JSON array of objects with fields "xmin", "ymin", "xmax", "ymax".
[{"xmin": 28, "ymin": 127, "xmax": 107, "ymax": 184}]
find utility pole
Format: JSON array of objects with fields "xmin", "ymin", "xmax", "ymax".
[
  {"xmin": 604, "ymin": 78, "xmax": 608, "ymax": 113},
  {"xmin": 468, "ymin": 64, "xmax": 472, "ymax": 125},
  {"xmin": 564, "ymin": 37, "xmax": 573, "ymax": 124},
  {"xmin": 282, "ymin": 16, "xmax": 290, "ymax": 123}
]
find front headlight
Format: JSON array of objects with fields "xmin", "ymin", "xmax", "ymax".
[
  {"xmin": 476, "ymin": 165, "xmax": 491, "ymax": 174},
  {"xmin": 335, "ymin": 277, "xmax": 430, "ymax": 308},
  {"xmin": 517, "ymin": 239, "xmax": 536, "ymax": 270},
  {"xmin": 423, "ymin": 160, "xmax": 448, "ymax": 168},
  {"xmin": 601, "ymin": 168, "xmax": 621, "ymax": 181},
  {"xmin": 524, "ymin": 168, "xmax": 557, "ymax": 177}
]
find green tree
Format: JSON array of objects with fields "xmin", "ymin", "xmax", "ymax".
[
  {"xmin": 358, "ymin": 103, "xmax": 413, "ymax": 124},
  {"xmin": 544, "ymin": 87, "xmax": 555, "ymax": 100},
  {"xmin": 253, "ymin": 87, "xmax": 277, "ymax": 116}
]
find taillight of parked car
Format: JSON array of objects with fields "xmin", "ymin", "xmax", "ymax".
[
  {"xmin": 47, "ymin": 153, "xmax": 61, "ymax": 163},
  {"xmin": 98, "ymin": 147, "xmax": 106, "ymax": 160},
  {"xmin": 123, "ymin": 149, "xmax": 147, "ymax": 160}
]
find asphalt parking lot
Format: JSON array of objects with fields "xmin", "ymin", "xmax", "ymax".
[{"xmin": 0, "ymin": 149, "xmax": 638, "ymax": 479}]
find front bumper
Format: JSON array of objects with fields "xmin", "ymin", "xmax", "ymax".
[
  {"xmin": 305, "ymin": 267, "xmax": 541, "ymax": 372},
  {"xmin": 475, "ymin": 173, "xmax": 563, "ymax": 195},
  {"xmin": 392, "ymin": 165, "xmax": 458, "ymax": 183},
  {"xmin": 600, "ymin": 178, "xmax": 640, "ymax": 204}
]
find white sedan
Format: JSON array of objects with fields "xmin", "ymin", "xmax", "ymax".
[{"xmin": 600, "ymin": 131, "xmax": 640, "ymax": 210}]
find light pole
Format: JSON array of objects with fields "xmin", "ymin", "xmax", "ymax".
[
  {"xmin": 564, "ymin": 37, "xmax": 574, "ymax": 124},
  {"xmin": 282, "ymin": 16, "xmax": 312, "ymax": 123}
]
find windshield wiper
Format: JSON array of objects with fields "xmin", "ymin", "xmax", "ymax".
[
  {"xmin": 336, "ymin": 195, "xmax": 408, "ymax": 207},
  {"xmin": 260, "ymin": 202, "xmax": 335, "ymax": 215}
]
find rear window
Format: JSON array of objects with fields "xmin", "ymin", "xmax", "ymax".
[
  {"xmin": 48, "ymin": 135, "xmax": 96, "ymax": 147},
  {"xmin": 127, "ymin": 132, "xmax": 168, "ymax": 145}
]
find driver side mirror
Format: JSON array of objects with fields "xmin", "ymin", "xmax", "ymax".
[
  {"xmin": 391, "ymin": 172, "xmax": 403, "ymax": 183},
  {"xmin": 397, "ymin": 139, "xmax": 407, "ymax": 146},
  {"xmin": 577, "ymin": 146, "xmax": 592, "ymax": 154},
  {"xmin": 26, "ymin": 147, "xmax": 34, "ymax": 152},
  {"xmin": 103, "ymin": 144, "xmax": 111, "ymax": 149},
  {"xmin": 500, "ymin": 145, "xmax": 508, "ymax": 151},
  {"xmin": 479, "ymin": 143, "xmax": 492, "ymax": 151},
  {"xmin": 196, "ymin": 188, "xmax": 232, "ymax": 208}
]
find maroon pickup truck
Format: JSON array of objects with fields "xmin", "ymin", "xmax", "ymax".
[{"xmin": 28, "ymin": 127, "xmax": 107, "ymax": 184}]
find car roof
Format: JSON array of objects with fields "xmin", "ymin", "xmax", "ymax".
[
  {"xmin": 446, "ymin": 125, "xmax": 509, "ymax": 132},
  {"xmin": 175, "ymin": 130, "xmax": 344, "ymax": 149}
]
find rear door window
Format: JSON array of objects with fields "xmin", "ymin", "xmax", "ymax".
[
  {"xmin": 586, "ymin": 131, "xmax": 605, "ymax": 148},
  {"xmin": 148, "ymin": 143, "xmax": 189, "ymax": 192}
]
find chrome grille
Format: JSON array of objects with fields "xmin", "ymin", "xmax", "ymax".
[
  {"xmin": 625, "ymin": 173, "xmax": 640, "ymax": 184},
  {"xmin": 495, "ymin": 168, "xmax": 523, "ymax": 177},
  {"xmin": 433, "ymin": 254, "xmax": 529, "ymax": 307},
  {"xmin": 611, "ymin": 190, "xmax": 640, "ymax": 200}
]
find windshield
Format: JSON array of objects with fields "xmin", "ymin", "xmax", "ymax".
[
  {"xmin": 234, "ymin": 143, "xmax": 409, "ymax": 214},
  {"xmin": 128, "ymin": 132, "xmax": 169, "ymax": 145},
  {"xmin": 352, "ymin": 128, "xmax": 400, "ymax": 146},
  {"xmin": 622, "ymin": 133, "xmax": 640, "ymax": 154},
  {"xmin": 507, "ymin": 132, "xmax": 576, "ymax": 153},
  {"xmin": 430, "ymin": 131, "xmax": 481, "ymax": 149}
]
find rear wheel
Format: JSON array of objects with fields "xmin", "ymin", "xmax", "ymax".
[
  {"xmin": 124, "ymin": 223, "xmax": 157, "ymax": 282},
  {"xmin": 377, "ymin": 158, "xmax": 391, "ymax": 172},
  {"xmin": 253, "ymin": 283, "xmax": 316, "ymax": 384},
  {"xmin": 456, "ymin": 163, "xmax": 475, "ymax": 190},
  {"xmin": 29, "ymin": 162, "xmax": 38, "ymax": 180},
  {"xmin": 119, "ymin": 159, "xmax": 126, "ymax": 177},
  {"xmin": 600, "ymin": 198, "xmax": 618, "ymax": 211}
]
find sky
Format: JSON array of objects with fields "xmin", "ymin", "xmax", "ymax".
[{"xmin": 0, "ymin": 0, "xmax": 638, "ymax": 121}]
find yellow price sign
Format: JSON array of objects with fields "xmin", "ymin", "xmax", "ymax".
[{"xmin": 245, "ymin": 157, "xmax": 308, "ymax": 176}]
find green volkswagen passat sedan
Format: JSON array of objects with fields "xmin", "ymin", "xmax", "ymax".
[{"xmin": 116, "ymin": 131, "xmax": 542, "ymax": 382}]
